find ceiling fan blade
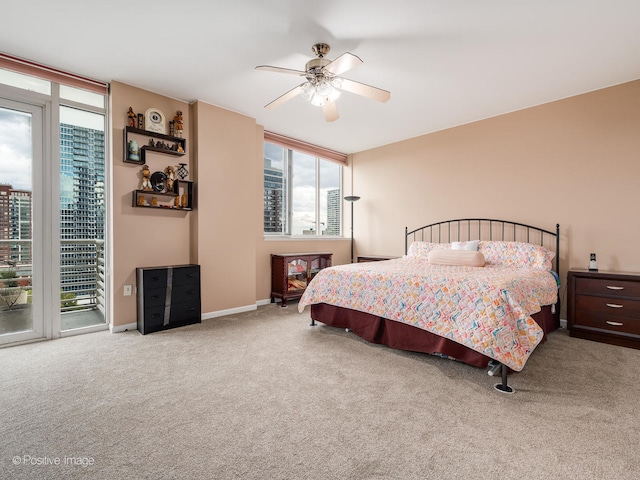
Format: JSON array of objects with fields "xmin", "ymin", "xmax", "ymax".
[
  {"xmin": 264, "ymin": 84, "xmax": 305, "ymax": 110},
  {"xmin": 322, "ymin": 101, "xmax": 339, "ymax": 122},
  {"xmin": 255, "ymin": 65, "xmax": 307, "ymax": 76},
  {"xmin": 338, "ymin": 78, "xmax": 391, "ymax": 103},
  {"xmin": 323, "ymin": 52, "xmax": 363, "ymax": 76}
]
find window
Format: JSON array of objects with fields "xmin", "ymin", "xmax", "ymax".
[{"xmin": 264, "ymin": 142, "xmax": 342, "ymax": 236}]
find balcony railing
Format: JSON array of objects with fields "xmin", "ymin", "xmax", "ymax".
[{"xmin": 0, "ymin": 239, "xmax": 105, "ymax": 316}]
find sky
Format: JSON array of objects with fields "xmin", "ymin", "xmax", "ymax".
[{"xmin": 0, "ymin": 107, "xmax": 32, "ymax": 191}]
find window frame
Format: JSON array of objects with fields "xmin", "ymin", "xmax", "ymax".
[{"xmin": 264, "ymin": 141, "xmax": 343, "ymax": 238}]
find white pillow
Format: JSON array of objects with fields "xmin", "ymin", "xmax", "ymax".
[
  {"xmin": 451, "ymin": 240, "xmax": 479, "ymax": 251},
  {"xmin": 428, "ymin": 249, "xmax": 486, "ymax": 267}
]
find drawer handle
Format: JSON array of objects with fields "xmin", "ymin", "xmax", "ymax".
[
  {"xmin": 606, "ymin": 321, "xmax": 624, "ymax": 326},
  {"xmin": 606, "ymin": 285, "xmax": 624, "ymax": 290},
  {"xmin": 606, "ymin": 303, "xmax": 624, "ymax": 308}
]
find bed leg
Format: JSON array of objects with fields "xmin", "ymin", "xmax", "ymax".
[
  {"xmin": 493, "ymin": 363, "xmax": 515, "ymax": 394},
  {"xmin": 310, "ymin": 318, "xmax": 316, "ymax": 327}
]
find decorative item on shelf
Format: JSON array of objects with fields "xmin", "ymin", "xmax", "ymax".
[
  {"xmin": 177, "ymin": 144, "xmax": 184, "ymax": 153},
  {"xmin": 127, "ymin": 107, "xmax": 136, "ymax": 127},
  {"xmin": 145, "ymin": 108, "xmax": 166, "ymax": 134},
  {"xmin": 141, "ymin": 164, "xmax": 152, "ymax": 190},
  {"xmin": 150, "ymin": 171, "xmax": 167, "ymax": 192},
  {"xmin": 589, "ymin": 253, "xmax": 598, "ymax": 272},
  {"xmin": 137, "ymin": 113, "xmax": 144, "ymax": 129},
  {"xmin": 181, "ymin": 194, "xmax": 188, "ymax": 208},
  {"xmin": 174, "ymin": 110, "xmax": 183, "ymax": 138},
  {"xmin": 169, "ymin": 120, "xmax": 175, "ymax": 136},
  {"xmin": 176, "ymin": 163, "xmax": 189, "ymax": 179},
  {"xmin": 151, "ymin": 197, "xmax": 158, "ymax": 206},
  {"xmin": 174, "ymin": 196, "xmax": 181, "ymax": 208},
  {"xmin": 148, "ymin": 139, "xmax": 155, "ymax": 147},
  {"xmin": 165, "ymin": 165, "xmax": 176, "ymax": 191},
  {"xmin": 137, "ymin": 195, "xmax": 145, "ymax": 206},
  {"xmin": 127, "ymin": 139, "xmax": 140, "ymax": 162}
]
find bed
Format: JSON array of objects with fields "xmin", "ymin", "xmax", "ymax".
[{"xmin": 298, "ymin": 218, "xmax": 560, "ymax": 393}]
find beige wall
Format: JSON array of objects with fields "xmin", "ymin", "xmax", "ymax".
[
  {"xmin": 111, "ymin": 82, "xmax": 192, "ymax": 328},
  {"xmin": 351, "ymin": 80, "xmax": 640, "ymax": 306},
  {"xmin": 190, "ymin": 100, "xmax": 258, "ymax": 313},
  {"xmin": 110, "ymin": 82, "xmax": 350, "ymax": 328},
  {"xmin": 110, "ymin": 79, "xmax": 638, "ymax": 327}
]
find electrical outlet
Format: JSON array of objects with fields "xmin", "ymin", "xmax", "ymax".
[{"xmin": 123, "ymin": 284, "xmax": 132, "ymax": 296}]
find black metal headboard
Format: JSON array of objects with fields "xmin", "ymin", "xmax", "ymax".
[{"xmin": 405, "ymin": 218, "xmax": 560, "ymax": 273}]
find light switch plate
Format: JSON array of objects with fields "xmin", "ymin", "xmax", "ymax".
[{"xmin": 124, "ymin": 284, "xmax": 132, "ymax": 296}]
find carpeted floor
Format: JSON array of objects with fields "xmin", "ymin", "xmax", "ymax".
[{"xmin": 1, "ymin": 304, "xmax": 639, "ymax": 479}]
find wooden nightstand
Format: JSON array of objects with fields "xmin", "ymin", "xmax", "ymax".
[
  {"xmin": 567, "ymin": 268, "xmax": 640, "ymax": 349},
  {"xmin": 357, "ymin": 255, "xmax": 399, "ymax": 262}
]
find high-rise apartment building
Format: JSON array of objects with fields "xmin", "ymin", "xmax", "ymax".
[
  {"xmin": 325, "ymin": 189, "xmax": 340, "ymax": 235},
  {"xmin": 264, "ymin": 158, "xmax": 284, "ymax": 233},
  {"xmin": 59, "ymin": 123, "xmax": 105, "ymax": 293},
  {"xmin": 60, "ymin": 123, "xmax": 105, "ymax": 240}
]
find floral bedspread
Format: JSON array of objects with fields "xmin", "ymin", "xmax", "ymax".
[{"xmin": 298, "ymin": 258, "xmax": 558, "ymax": 371}]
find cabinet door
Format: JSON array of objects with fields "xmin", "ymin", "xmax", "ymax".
[
  {"xmin": 309, "ymin": 255, "xmax": 330, "ymax": 280},
  {"xmin": 287, "ymin": 258, "xmax": 308, "ymax": 292}
]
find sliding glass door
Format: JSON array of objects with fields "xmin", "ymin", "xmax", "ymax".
[
  {"xmin": 0, "ymin": 65, "xmax": 109, "ymax": 345},
  {"xmin": 0, "ymin": 99, "xmax": 44, "ymax": 344}
]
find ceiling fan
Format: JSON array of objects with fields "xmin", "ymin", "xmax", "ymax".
[{"xmin": 256, "ymin": 43, "xmax": 390, "ymax": 122}]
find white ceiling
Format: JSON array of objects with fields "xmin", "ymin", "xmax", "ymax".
[{"xmin": 2, "ymin": 1, "xmax": 640, "ymax": 153}]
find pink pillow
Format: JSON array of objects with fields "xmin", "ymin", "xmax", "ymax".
[{"xmin": 478, "ymin": 241, "xmax": 554, "ymax": 270}]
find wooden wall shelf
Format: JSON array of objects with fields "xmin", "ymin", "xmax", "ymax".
[{"xmin": 124, "ymin": 126, "xmax": 186, "ymax": 165}]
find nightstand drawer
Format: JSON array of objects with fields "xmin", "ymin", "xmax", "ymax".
[
  {"xmin": 575, "ymin": 295, "xmax": 640, "ymax": 318},
  {"xmin": 575, "ymin": 277, "xmax": 640, "ymax": 299},
  {"xmin": 572, "ymin": 311, "xmax": 640, "ymax": 335}
]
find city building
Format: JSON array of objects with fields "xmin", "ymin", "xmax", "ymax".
[
  {"xmin": 0, "ymin": 184, "xmax": 32, "ymax": 264},
  {"xmin": 325, "ymin": 189, "xmax": 340, "ymax": 236},
  {"xmin": 59, "ymin": 123, "xmax": 105, "ymax": 295},
  {"xmin": 264, "ymin": 158, "xmax": 284, "ymax": 233}
]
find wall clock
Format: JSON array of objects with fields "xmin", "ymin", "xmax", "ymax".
[{"xmin": 145, "ymin": 108, "xmax": 166, "ymax": 134}]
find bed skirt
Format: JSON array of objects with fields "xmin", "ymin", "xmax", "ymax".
[{"xmin": 310, "ymin": 303, "xmax": 560, "ymax": 369}]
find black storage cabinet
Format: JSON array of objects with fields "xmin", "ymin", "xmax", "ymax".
[{"xmin": 136, "ymin": 264, "xmax": 201, "ymax": 334}]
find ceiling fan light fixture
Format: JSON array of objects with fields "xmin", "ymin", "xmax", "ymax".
[
  {"xmin": 256, "ymin": 43, "xmax": 389, "ymax": 120},
  {"xmin": 302, "ymin": 80, "xmax": 341, "ymax": 107}
]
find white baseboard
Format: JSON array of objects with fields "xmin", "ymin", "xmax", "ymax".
[
  {"xmin": 110, "ymin": 305, "xmax": 260, "ymax": 333},
  {"xmin": 559, "ymin": 318, "xmax": 567, "ymax": 329},
  {"xmin": 110, "ymin": 322, "xmax": 137, "ymax": 333},
  {"xmin": 201, "ymin": 303, "xmax": 257, "ymax": 320},
  {"xmin": 256, "ymin": 298, "xmax": 273, "ymax": 306}
]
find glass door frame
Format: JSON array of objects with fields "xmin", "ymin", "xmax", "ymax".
[{"xmin": 1, "ymin": 73, "xmax": 110, "ymax": 346}]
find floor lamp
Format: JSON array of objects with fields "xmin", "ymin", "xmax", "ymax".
[{"xmin": 344, "ymin": 196, "xmax": 360, "ymax": 263}]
